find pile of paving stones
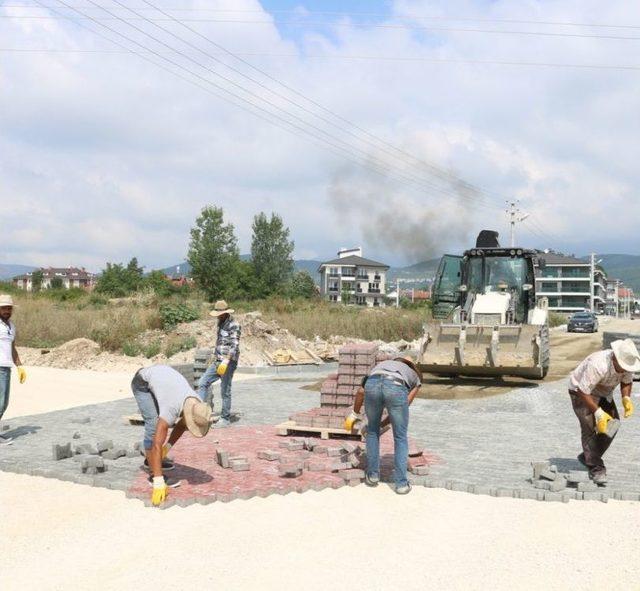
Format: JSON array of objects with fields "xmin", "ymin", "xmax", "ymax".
[
  {"xmin": 52, "ymin": 438, "xmax": 142, "ymax": 478},
  {"xmin": 289, "ymin": 344, "xmax": 390, "ymax": 429}
]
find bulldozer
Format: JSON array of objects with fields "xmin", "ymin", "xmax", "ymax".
[{"xmin": 419, "ymin": 230, "xmax": 550, "ymax": 380}]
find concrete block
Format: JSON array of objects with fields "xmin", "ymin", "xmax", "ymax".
[
  {"xmin": 408, "ymin": 475, "xmax": 428, "ymax": 486},
  {"xmin": 577, "ymin": 481, "xmax": 599, "ymax": 493},
  {"xmin": 521, "ymin": 489, "xmax": 544, "ymax": 501},
  {"xmin": 550, "ymin": 465, "xmax": 558, "ymax": 473},
  {"xmin": 582, "ymin": 491, "xmax": 604, "ymax": 502},
  {"xmin": 534, "ymin": 480, "xmax": 551, "ymax": 490},
  {"xmin": 96, "ymin": 440, "xmax": 114, "ymax": 453},
  {"xmin": 339, "ymin": 469, "xmax": 365, "ymax": 481},
  {"xmin": 279, "ymin": 440, "xmax": 305, "ymax": 451},
  {"xmin": 70, "ymin": 416, "xmax": 91, "ymax": 424},
  {"xmin": 72, "ymin": 432, "xmax": 81, "ymax": 439},
  {"xmin": 531, "ymin": 461, "xmax": 550, "ymax": 480},
  {"xmin": 567, "ymin": 470, "xmax": 590, "ymax": 484},
  {"xmin": 304, "ymin": 460, "xmax": 328, "ymax": 472},
  {"xmin": 425, "ymin": 479, "xmax": 447, "ymax": 489},
  {"xmin": 342, "ymin": 443, "xmax": 357, "ymax": 454},
  {"xmin": 126, "ymin": 449, "xmax": 139, "ymax": 458},
  {"xmin": 410, "ymin": 465, "xmax": 429, "ymax": 476},
  {"xmin": 326, "ymin": 447, "xmax": 343, "ymax": 457},
  {"xmin": 549, "ymin": 477, "xmax": 568, "ymax": 492},
  {"xmin": 605, "ymin": 419, "xmax": 620, "ymax": 439},
  {"xmin": 74, "ymin": 443, "xmax": 98, "ymax": 456},
  {"xmin": 313, "ymin": 445, "xmax": 329, "ymax": 455},
  {"xmin": 613, "ymin": 492, "xmax": 640, "ymax": 501},
  {"xmin": 544, "ymin": 492, "xmax": 563, "ymax": 502},
  {"xmin": 348, "ymin": 455, "xmax": 361, "ymax": 468},
  {"xmin": 331, "ymin": 462, "xmax": 352, "ymax": 472},
  {"xmin": 495, "ymin": 488, "xmax": 514, "ymax": 498},
  {"xmin": 81, "ymin": 456, "xmax": 106, "ymax": 474},
  {"xmin": 216, "ymin": 449, "xmax": 230, "ymax": 468},
  {"xmin": 539, "ymin": 469, "xmax": 558, "ymax": 481},
  {"xmin": 230, "ymin": 459, "xmax": 250, "ymax": 472},
  {"xmin": 52, "ymin": 443, "xmax": 73, "ymax": 461},
  {"xmin": 102, "ymin": 448, "xmax": 127, "ymax": 461},
  {"xmin": 197, "ymin": 494, "xmax": 217, "ymax": 505},
  {"xmin": 257, "ymin": 449, "xmax": 281, "ymax": 461},
  {"xmin": 279, "ymin": 464, "xmax": 303, "ymax": 478},
  {"xmin": 450, "ymin": 482, "xmax": 468, "ymax": 492},
  {"xmin": 472, "ymin": 485, "xmax": 494, "ymax": 496}
]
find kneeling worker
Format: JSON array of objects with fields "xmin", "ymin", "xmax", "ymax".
[
  {"xmin": 569, "ymin": 338, "xmax": 639, "ymax": 485},
  {"xmin": 345, "ymin": 356, "xmax": 422, "ymax": 495},
  {"xmin": 132, "ymin": 365, "xmax": 212, "ymax": 506}
]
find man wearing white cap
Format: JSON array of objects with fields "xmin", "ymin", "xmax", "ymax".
[
  {"xmin": 131, "ymin": 364, "xmax": 212, "ymax": 506},
  {"xmin": 568, "ymin": 339, "xmax": 639, "ymax": 484},
  {"xmin": 197, "ymin": 300, "xmax": 241, "ymax": 427},
  {"xmin": 0, "ymin": 295, "xmax": 27, "ymax": 446}
]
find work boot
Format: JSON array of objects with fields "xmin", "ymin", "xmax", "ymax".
[
  {"xmin": 395, "ymin": 483, "xmax": 412, "ymax": 495},
  {"xmin": 143, "ymin": 458, "xmax": 175, "ymax": 472},
  {"xmin": 365, "ymin": 473, "xmax": 380, "ymax": 487},
  {"xmin": 147, "ymin": 475, "xmax": 181, "ymax": 488},
  {"xmin": 590, "ymin": 470, "xmax": 608, "ymax": 486},
  {"xmin": 577, "ymin": 452, "xmax": 587, "ymax": 468}
]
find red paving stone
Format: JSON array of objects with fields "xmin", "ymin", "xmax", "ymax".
[{"xmin": 127, "ymin": 425, "xmax": 439, "ymax": 507}]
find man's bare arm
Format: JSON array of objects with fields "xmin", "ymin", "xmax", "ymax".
[
  {"xmin": 353, "ymin": 387, "xmax": 365, "ymax": 414},
  {"xmin": 168, "ymin": 417, "xmax": 187, "ymax": 446},
  {"xmin": 11, "ymin": 342, "xmax": 22, "ymax": 366},
  {"xmin": 149, "ymin": 419, "xmax": 169, "ymax": 477},
  {"xmin": 621, "ymin": 382, "xmax": 633, "ymax": 399}
]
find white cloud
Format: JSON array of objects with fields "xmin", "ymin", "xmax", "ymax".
[{"xmin": 1, "ymin": 0, "xmax": 639, "ymax": 271}]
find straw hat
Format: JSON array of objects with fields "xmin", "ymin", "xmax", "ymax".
[
  {"xmin": 611, "ymin": 339, "xmax": 640, "ymax": 373},
  {"xmin": 394, "ymin": 355, "xmax": 422, "ymax": 382},
  {"xmin": 0, "ymin": 294, "xmax": 15, "ymax": 307},
  {"xmin": 209, "ymin": 300, "xmax": 235, "ymax": 317},
  {"xmin": 182, "ymin": 397, "xmax": 212, "ymax": 438}
]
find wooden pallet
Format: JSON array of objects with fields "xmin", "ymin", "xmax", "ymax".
[{"xmin": 275, "ymin": 420, "xmax": 389, "ymax": 441}]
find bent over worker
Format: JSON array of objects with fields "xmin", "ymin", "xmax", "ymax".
[
  {"xmin": 132, "ymin": 364, "xmax": 211, "ymax": 506},
  {"xmin": 345, "ymin": 356, "xmax": 422, "ymax": 495},
  {"xmin": 197, "ymin": 300, "xmax": 241, "ymax": 427},
  {"xmin": 569, "ymin": 338, "xmax": 639, "ymax": 485}
]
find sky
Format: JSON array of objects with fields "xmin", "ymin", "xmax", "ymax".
[{"xmin": 1, "ymin": 0, "xmax": 639, "ymax": 271}]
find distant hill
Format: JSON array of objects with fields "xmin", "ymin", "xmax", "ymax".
[
  {"xmin": 580, "ymin": 254, "xmax": 640, "ymax": 292},
  {"xmin": 388, "ymin": 258, "xmax": 441, "ymax": 287},
  {"xmin": 0, "ymin": 264, "xmax": 37, "ymax": 281}
]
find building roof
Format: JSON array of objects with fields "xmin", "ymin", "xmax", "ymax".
[
  {"xmin": 319, "ymin": 255, "xmax": 389, "ymax": 269},
  {"xmin": 13, "ymin": 267, "xmax": 95, "ymax": 280},
  {"xmin": 537, "ymin": 252, "xmax": 588, "ymax": 265}
]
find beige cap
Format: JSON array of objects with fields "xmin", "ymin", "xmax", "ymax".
[
  {"xmin": 0, "ymin": 294, "xmax": 15, "ymax": 307},
  {"xmin": 209, "ymin": 300, "xmax": 235, "ymax": 317},
  {"xmin": 182, "ymin": 397, "xmax": 212, "ymax": 438},
  {"xmin": 611, "ymin": 339, "xmax": 640, "ymax": 373}
]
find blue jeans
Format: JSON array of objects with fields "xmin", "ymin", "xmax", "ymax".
[
  {"xmin": 197, "ymin": 359, "xmax": 238, "ymax": 421},
  {"xmin": 0, "ymin": 367, "xmax": 10, "ymax": 421},
  {"xmin": 131, "ymin": 372, "xmax": 159, "ymax": 451},
  {"xmin": 364, "ymin": 375, "xmax": 410, "ymax": 487}
]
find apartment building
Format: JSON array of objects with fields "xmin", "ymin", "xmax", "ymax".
[
  {"xmin": 13, "ymin": 267, "xmax": 96, "ymax": 291},
  {"xmin": 535, "ymin": 252, "xmax": 607, "ymax": 313},
  {"xmin": 318, "ymin": 248, "xmax": 389, "ymax": 307}
]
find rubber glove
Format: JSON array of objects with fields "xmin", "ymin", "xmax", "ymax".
[
  {"xmin": 343, "ymin": 411, "xmax": 360, "ymax": 431},
  {"xmin": 594, "ymin": 407, "xmax": 614, "ymax": 434},
  {"xmin": 217, "ymin": 360, "xmax": 229, "ymax": 377},
  {"xmin": 162, "ymin": 443, "xmax": 172, "ymax": 460},
  {"xmin": 622, "ymin": 396, "xmax": 634, "ymax": 419},
  {"xmin": 151, "ymin": 476, "xmax": 168, "ymax": 506},
  {"xmin": 17, "ymin": 366, "xmax": 26, "ymax": 384}
]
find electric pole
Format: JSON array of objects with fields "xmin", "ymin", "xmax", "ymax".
[{"xmin": 506, "ymin": 201, "xmax": 530, "ymax": 247}]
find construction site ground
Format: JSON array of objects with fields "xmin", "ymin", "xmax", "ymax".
[{"xmin": 2, "ymin": 317, "xmax": 640, "ymax": 590}]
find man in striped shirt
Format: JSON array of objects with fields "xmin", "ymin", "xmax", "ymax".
[{"xmin": 197, "ymin": 300, "xmax": 241, "ymax": 427}]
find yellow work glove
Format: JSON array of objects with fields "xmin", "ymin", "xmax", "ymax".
[
  {"xmin": 151, "ymin": 476, "xmax": 168, "ymax": 506},
  {"xmin": 343, "ymin": 411, "xmax": 360, "ymax": 431},
  {"xmin": 622, "ymin": 396, "xmax": 634, "ymax": 419},
  {"xmin": 216, "ymin": 360, "xmax": 229, "ymax": 377},
  {"xmin": 594, "ymin": 408, "xmax": 614, "ymax": 434},
  {"xmin": 17, "ymin": 366, "xmax": 26, "ymax": 384},
  {"xmin": 161, "ymin": 443, "xmax": 172, "ymax": 460}
]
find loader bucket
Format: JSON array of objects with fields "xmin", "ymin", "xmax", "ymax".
[{"xmin": 419, "ymin": 322, "xmax": 549, "ymax": 380}]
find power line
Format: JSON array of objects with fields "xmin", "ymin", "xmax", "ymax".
[
  {"xmin": 7, "ymin": 3, "xmax": 640, "ymax": 32},
  {"xmin": 4, "ymin": 46, "xmax": 640, "ymax": 72},
  {"xmin": 6, "ymin": 12, "xmax": 640, "ymax": 42}
]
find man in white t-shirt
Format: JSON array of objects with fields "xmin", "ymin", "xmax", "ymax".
[
  {"xmin": 0, "ymin": 295, "xmax": 27, "ymax": 446},
  {"xmin": 568, "ymin": 339, "xmax": 639, "ymax": 484}
]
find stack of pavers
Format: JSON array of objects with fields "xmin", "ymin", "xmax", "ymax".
[
  {"xmin": 530, "ymin": 460, "xmax": 605, "ymax": 501},
  {"xmin": 288, "ymin": 343, "xmax": 389, "ymax": 431}
]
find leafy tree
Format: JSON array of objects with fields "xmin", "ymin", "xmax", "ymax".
[
  {"xmin": 143, "ymin": 270, "xmax": 175, "ymax": 297},
  {"xmin": 188, "ymin": 206, "xmax": 240, "ymax": 300},
  {"xmin": 286, "ymin": 271, "xmax": 317, "ymax": 299},
  {"xmin": 31, "ymin": 269, "xmax": 43, "ymax": 293},
  {"xmin": 95, "ymin": 257, "xmax": 144, "ymax": 297},
  {"xmin": 49, "ymin": 276, "xmax": 64, "ymax": 290},
  {"xmin": 230, "ymin": 259, "xmax": 261, "ymax": 300},
  {"xmin": 250, "ymin": 212, "xmax": 294, "ymax": 297}
]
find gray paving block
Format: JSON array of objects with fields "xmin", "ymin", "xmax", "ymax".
[
  {"xmin": 424, "ymin": 478, "xmax": 447, "ymax": 489},
  {"xmin": 70, "ymin": 416, "xmax": 91, "ymax": 424},
  {"xmin": 106, "ymin": 480, "xmax": 130, "ymax": 491},
  {"xmin": 410, "ymin": 465, "xmax": 429, "ymax": 476},
  {"xmin": 342, "ymin": 443, "xmax": 357, "ymax": 454},
  {"xmin": 230, "ymin": 459, "xmax": 250, "ymax": 472},
  {"xmin": 279, "ymin": 440, "xmax": 305, "ymax": 451},
  {"xmin": 495, "ymin": 488, "xmax": 514, "ymax": 498},
  {"xmin": 544, "ymin": 492, "xmax": 564, "ymax": 502},
  {"xmin": 613, "ymin": 492, "xmax": 640, "ymax": 501},
  {"xmin": 73, "ymin": 474, "xmax": 95, "ymax": 486},
  {"xmin": 331, "ymin": 462, "xmax": 352, "ymax": 472},
  {"xmin": 521, "ymin": 489, "xmax": 544, "ymax": 501},
  {"xmin": 577, "ymin": 481, "xmax": 599, "ymax": 493},
  {"xmin": 102, "ymin": 448, "xmax": 127, "ymax": 461},
  {"xmin": 215, "ymin": 448, "xmax": 230, "ymax": 468},
  {"xmin": 408, "ymin": 475, "xmax": 428, "ymax": 486},
  {"xmin": 257, "ymin": 449, "xmax": 281, "ymax": 461},
  {"xmin": 326, "ymin": 447, "xmax": 343, "ymax": 457},
  {"xmin": 197, "ymin": 494, "xmax": 217, "ymax": 505},
  {"xmin": 567, "ymin": 470, "xmax": 590, "ymax": 484},
  {"xmin": 582, "ymin": 491, "xmax": 607, "ymax": 502},
  {"xmin": 540, "ymin": 469, "xmax": 558, "ymax": 481},
  {"xmin": 74, "ymin": 443, "xmax": 98, "ymax": 456},
  {"xmin": 450, "ymin": 482, "xmax": 468, "ymax": 492},
  {"xmin": 549, "ymin": 477, "xmax": 568, "ymax": 492},
  {"xmin": 531, "ymin": 461, "xmax": 550, "ymax": 480},
  {"xmin": 96, "ymin": 440, "xmax": 114, "ymax": 453},
  {"xmin": 52, "ymin": 443, "xmax": 72, "ymax": 461},
  {"xmin": 279, "ymin": 464, "xmax": 303, "ymax": 478},
  {"xmin": 339, "ymin": 469, "xmax": 365, "ymax": 481},
  {"xmin": 534, "ymin": 480, "xmax": 551, "ymax": 490}
]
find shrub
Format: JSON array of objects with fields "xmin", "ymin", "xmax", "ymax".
[
  {"xmin": 548, "ymin": 312, "xmax": 567, "ymax": 328},
  {"xmin": 160, "ymin": 303, "xmax": 200, "ymax": 329},
  {"xmin": 143, "ymin": 340, "xmax": 162, "ymax": 358},
  {"xmin": 164, "ymin": 335, "xmax": 197, "ymax": 358},
  {"xmin": 122, "ymin": 341, "xmax": 141, "ymax": 357}
]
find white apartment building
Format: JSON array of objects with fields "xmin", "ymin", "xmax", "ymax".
[
  {"xmin": 318, "ymin": 248, "xmax": 390, "ymax": 307},
  {"xmin": 535, "ymin": 253, "xmax": 606, "ymax": 313},
  {"xmin": 13, "ymin": 267, "xmax": 97, "ymax": 291}
]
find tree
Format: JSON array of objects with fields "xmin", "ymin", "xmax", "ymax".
[
  {"xmin": 95, "ymin": 257, "xmax": 144, "ymax": 297},
  {"xmin": 31, "ymin": 270, "xmax": 43, "ymax": 293},
  {"xmin": 50, "ymin": 276, "xmax": 64, "ymax": 290},
  {"xmin": 286, "ymin": 271, "xmax": 317, "ymax": 299},
  {"xmin": 188, "ymin": 206, "xmax": 240, "ymax": 300},
  {"xmin": 250, "ymin": 212, "xmax": 294, "ymax": 297},
  {"xmin": 143, "ymin": 270, "xmax": 175, "ymax": 297}
]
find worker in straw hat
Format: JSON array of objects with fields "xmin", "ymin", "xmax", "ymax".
[
  {"xmin": 0, "ymin": 294, "xmax": 27, "ymax": 446},
  {"xmin": 568, "ymin": 338, "xmax": 639, "ymax": 485},
  {"xmin": 131, "ymin": 364, "xmax": 212, "ymax": 506},
  {"xmin": 345, "ymin": 355, "xmax": 422, "ymax": 495},
  {"xmin": 197, "ymin": 300, "xmax": 241, "ymax": 427}
]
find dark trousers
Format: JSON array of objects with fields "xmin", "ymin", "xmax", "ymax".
[{"xmin": 569, "ymin": 391, "xmax": 619, "ymax": 475}]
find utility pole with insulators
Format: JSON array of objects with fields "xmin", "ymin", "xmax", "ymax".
[{"xmin": 506, "ymin": 200, "xmax": 530, "ymax": 247}]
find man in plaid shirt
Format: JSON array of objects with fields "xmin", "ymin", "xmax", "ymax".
[{"xmin": 197, "ymin": 300, "xmax": 241, "ymax": 426}]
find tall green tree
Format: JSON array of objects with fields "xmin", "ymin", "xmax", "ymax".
[
  {"xmin": 95, "ymin": 257, "xmax": 144, "ymax": 297},
  {"xmin": 31, "ymin": 269, "xmax": 43, "ymax": 293},
  {"xmin": 50, "ymin": 276, "xmax": 64, "ymax": 290},
  {"xmin": 286, "ymin": 271, "xmax": 317, "ymax": 299},
  {"xmin": 188, "ymin": 206, "xmax": 240, "ymax": 300},
  {"xmin": 251, "ymin": 212, "xmax": 294, "ymax": 297}
]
